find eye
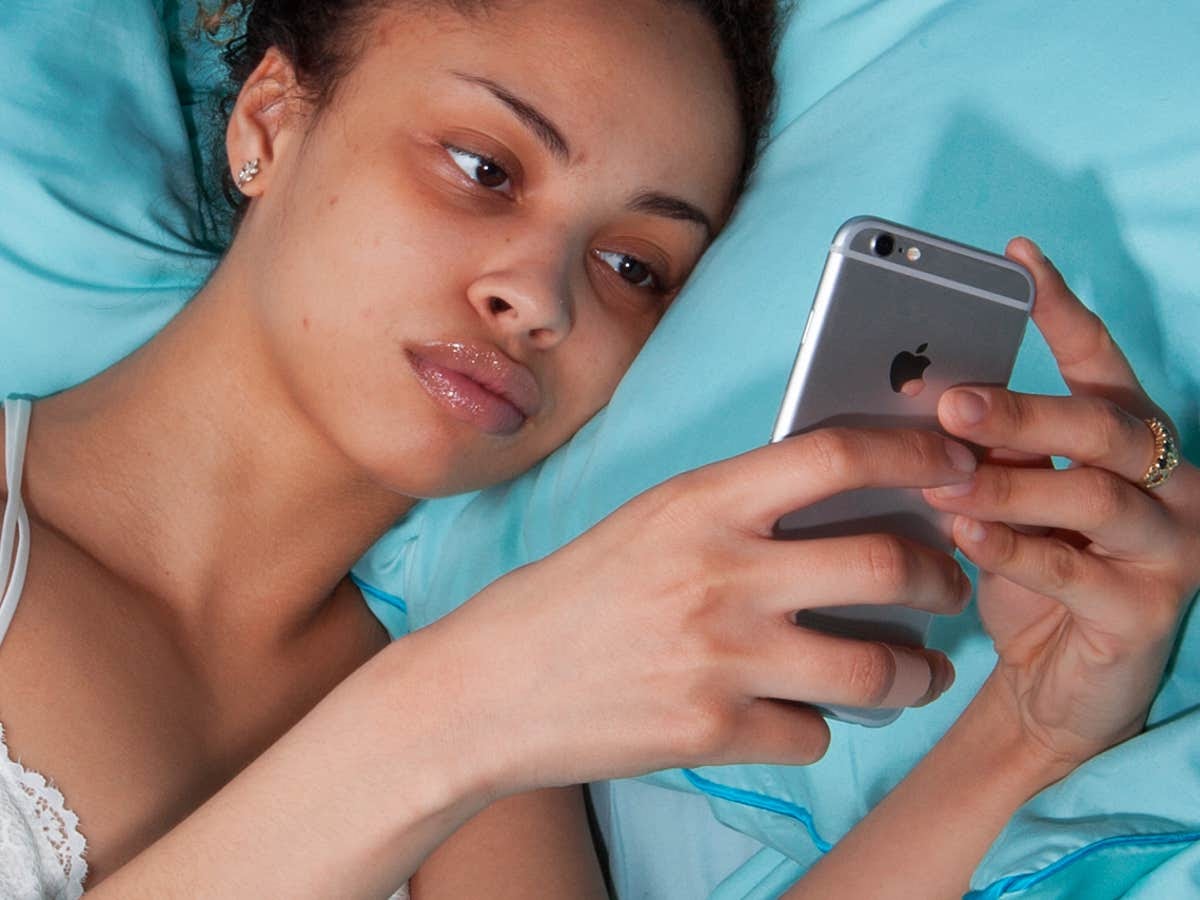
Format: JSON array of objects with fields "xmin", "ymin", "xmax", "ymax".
[
  {"xmin": 445, "ymin": 145, "xmax": 513, "ymax": 195},
  {"xmin": 595, "ymin": 250, "xmax": 664, "ymax": 293}
]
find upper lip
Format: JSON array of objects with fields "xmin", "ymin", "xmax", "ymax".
[{"xmin": 408, "ymin": 341, "xmax": 542, "ymax": 419}]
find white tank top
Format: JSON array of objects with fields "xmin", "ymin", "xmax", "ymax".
[{"xmin": 1, "ymin": 396, "xmax": 88, "ymax": 898}]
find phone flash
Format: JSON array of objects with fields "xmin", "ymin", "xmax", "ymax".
[{"xmin": 906, "ymin": 246, "xmax": 922, "ymax": 262}]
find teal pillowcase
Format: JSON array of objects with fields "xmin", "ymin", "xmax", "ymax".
[
  {"xmin": 2, "ymin": 2, "xmax": 1198, "ymax": 897},
  {"xmin": 0, "ymin": 1, "xmax": 222, "ymax": 397}
]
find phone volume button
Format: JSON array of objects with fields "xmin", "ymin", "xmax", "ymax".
[{"xmin": 799, "ymin": 308, "xmax": 815, "ymax": 344}]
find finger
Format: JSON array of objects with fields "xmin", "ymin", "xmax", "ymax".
[
  {"xmin": 745, "ymin": 532, "xmax": 971, "ymax": 617},
  {"xmin": 711, "ymin": 699, "xmax": 832, "ymax": 766},
  {"xmin": 925, "ymin": 464, "xmax": 1177, "ymax": 559},
  {"xmin": 952, "ymin": 516, "xmax": 1131, "ymax": 624},
  {"xmin": 977, "ymin": 450, "xmax": 1055, "ymax": 537},
  {"xmin": 938, "ymin": 387, "xmax": 1159, "ymax": 484},
  {"xmin": 746, "ymin": 624, "xmax": 954, "ymax": 710},
  {"xmin": 983, "ymin": 447, "xmax": 1050, "ymax": 467},
  {"xmin": 697, "ymin": 428, "xmax": 977, "ymax": 532},
  {"xmin": 1006, "ymin": 237, "xmax": 1150, "ymax": 411}
]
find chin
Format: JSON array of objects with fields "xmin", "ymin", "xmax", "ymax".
[{"xmin": 362, "ymin": 437, "xmax": 543, "ymax": 500}]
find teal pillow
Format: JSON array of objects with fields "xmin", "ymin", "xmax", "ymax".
[
  {"xmin": 2, "ymin": 2, "xmax": 1198, "ymax": 897},
  {"xmin": 0, "ymin": 1, "xmax": 223, "ymax": 397},
  {"xmin": 353, "ymin": 1, "xmax": 1200, "ymax": 897}
]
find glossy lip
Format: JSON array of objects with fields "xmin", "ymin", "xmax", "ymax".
[{"xmin": 406, "ymin": 341, "xmax": 542, "ymax": 434}]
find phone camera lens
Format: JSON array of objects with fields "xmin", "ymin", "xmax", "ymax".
[{"xmin": 872, "ymin": 233, "xmax": 895, "ymax": 257}]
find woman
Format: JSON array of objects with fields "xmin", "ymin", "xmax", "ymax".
[{"xmin": 0, "ymin": 1, "xmax": 1195, "ymax": 898}]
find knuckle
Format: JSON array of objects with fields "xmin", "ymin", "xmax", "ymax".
[
  {"xmin": 903, "ymin": 429, "xmax": 943, "ymax": 471},
  {"xmin": 662, "ymin": 466, "xmax": 713, "ymax": 512},
  {"xmin": 674, "ymin": 563, "xmax": 732, "ymax": 629},
  {"xmin": 1001, "ymin": 390, "xmax": 1031, "ymax": 432},
  {"xmin": 1091, "ymin": 316, "xmax": 1122, "ymax": 359},
  {"xmin": 989, "ymin": 523, "xmax": 1020, "ymax": 569},
  {"xmin": 803, "ymin": 429, "xmax": 857, "ymax": 485},
  {"xmin": 676, "ymin": 695, "xmax": 738, "ymax": 762},
  {"xmin": 1076, "ymin": 310, "xmax": 1116, "ymax": 364},
  {"xmin": 630, "ymin": 475, "xmax": 693, "ymax": 533},
  {"xmin": 1081, "ymin": 469, "xmax": 1128, "ymax": 523},
  {"xmin": 987, "ymin": 464, "xmax": 1016, "ymax": 508},
  {"xmin": 1092, "ymin": 397, "xmax": 1137, "ymax": 460},
  {"xmin": 1043, "ymin": 541, "xmax": 1079, "ymax": 593},
  {"xmin": 846, "ymin": 643, "xmax": 897, "ymax": 707},
  {"xmin": 863, "ymin": 534, "xmax": 913, "ymax": 600}
]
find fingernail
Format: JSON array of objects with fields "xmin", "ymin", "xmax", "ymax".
[
  {"xmin": 930, "ymin": 478, "xmax": 975, "ymax": 499},
  {"xmin": 943, "ymin": 439, "xmax": 978, "ymax": 473},
  {"xmin": 950, "ymin": 390, "xmax": 988, "ymax": 426},
  {"xmin": 881, "ymin": 647, "xmax": 933, "ymax": 708},
  {"xmin": 957, "ymin": 517, "xmax": 988, "ymax": 543}
]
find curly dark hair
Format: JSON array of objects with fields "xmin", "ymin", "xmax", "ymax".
[{"xmin": 204, "ymin": 0, "xmax": 787, "ymax": 238}]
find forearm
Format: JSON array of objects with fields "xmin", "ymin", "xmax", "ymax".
[
  {"xmin": 91, "ymin": 626, "xmax": 506, "ymax": 899},
  {"xmin": 784, "ymin": 674, "xmax": 1073, "ymax": 900},
  {"xmin": 411, "ymin": 786, "xmax": 608, "ymax": 900}
]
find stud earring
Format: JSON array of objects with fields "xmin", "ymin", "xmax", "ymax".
[{"xmin": 236, "ymin": 158, "xmax": 261, "ymax": 189}]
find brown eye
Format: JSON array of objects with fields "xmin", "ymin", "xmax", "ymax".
[
  {"xmin": 445, "ymin": 146, "xmax": 513, "ymax": 194},
  {"xmin": 595, "ymin": 250, "xmax": 662, "ymax": 292}
]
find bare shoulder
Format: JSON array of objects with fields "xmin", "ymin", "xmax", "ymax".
[{"xmin": 0, "ymin": 524, "xmax": 389, "ymax": 881}]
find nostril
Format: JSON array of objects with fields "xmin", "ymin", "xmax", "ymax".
[{"xmin": 489, "ymin": 297, "xmax": 513, "ymax": 315}]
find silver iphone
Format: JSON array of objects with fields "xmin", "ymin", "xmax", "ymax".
[{"xmin": 772, "ymin": 217, "xmax": 1033, "ymax": 726}]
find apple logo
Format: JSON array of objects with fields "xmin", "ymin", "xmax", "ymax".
[{"xmin": 890, "ymin": 343, "xmax": 931, "ymax": 396}]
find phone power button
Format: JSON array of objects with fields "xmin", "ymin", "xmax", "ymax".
[{"xmin": 799, "ymin": 307, "xmax": 815, "ymax": 344}]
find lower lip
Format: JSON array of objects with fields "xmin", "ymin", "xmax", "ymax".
[{"xmin": 407, "ymin": 352, "xmax": 526, "ymax": 436}]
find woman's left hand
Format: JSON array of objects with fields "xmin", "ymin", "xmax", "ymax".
[{"xmin": 924, "ymin": 237, "xmax": 1200, "ymax": 772}]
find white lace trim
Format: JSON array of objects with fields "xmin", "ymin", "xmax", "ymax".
[{"xmin": 0, "ymin": 721, "xmax": 88, "ymax": 898}]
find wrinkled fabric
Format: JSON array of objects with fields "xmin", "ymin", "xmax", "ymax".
[{"xmin": 1, "ymin": 1, "xmax": 1198, "ymax": 897}]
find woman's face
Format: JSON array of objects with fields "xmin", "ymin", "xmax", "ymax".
[{"xmin": 229, "ymin": 0, "xmax": 742, "ymax": 497}]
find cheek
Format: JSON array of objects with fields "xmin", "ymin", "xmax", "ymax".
[
  {"xmin": 553, "ymin": 307, "xmax": 657, "ymax": 425},
  {"xmin": 259, "ymin": 177, "xmax": 470, "ymax": 350}
]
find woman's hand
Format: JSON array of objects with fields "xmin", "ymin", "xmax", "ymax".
[
  {"xmin": 784, "ymin": 243, "xmax": 1197, "ymax": 900},
  {"xmin": 925, "ymin": 237, "xmax": 1200, "ymax": 771},
  {"xmin": 435, "ymin": 425, "xmax": 978, "ymax": 795}
]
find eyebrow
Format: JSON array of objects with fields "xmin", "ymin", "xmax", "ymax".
[
  {"xmin": 451, "ymin": 71, "xmax": 714, "ymax": 237},
  {"xmin": 452, "ymin": 71, "xmax": 571, "ymax": 162},
  {"xmin": 628, "ymin": 191, "xmax": 713, "ymax": 236}
]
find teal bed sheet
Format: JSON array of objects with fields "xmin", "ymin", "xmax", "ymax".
[{"xmin": 2, "ymin": 1, "xmax": 1198, "ymax": 897}]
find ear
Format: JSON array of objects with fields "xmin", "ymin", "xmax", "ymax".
[{"xmin": 225, "ymin": 47, "xmax": 305, "ymax": 198}]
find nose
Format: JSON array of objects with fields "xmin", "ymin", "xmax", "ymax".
[{"xmin": 466, "ymin": 254, "xmax": 574, "ymax": 352}]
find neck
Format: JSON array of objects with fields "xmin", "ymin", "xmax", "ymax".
[{"xmin": 22, "ymin": 261, "xmax": 415, "ymax": 643}]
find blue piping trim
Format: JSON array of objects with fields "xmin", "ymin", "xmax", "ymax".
[
  {"xmin": 965, "ymin": 830, "xmax": 1200, "ymax": 899},
  {"xmin": 680, "ymin": 769, "xmax": 833, "ymax": 853},
  {"xmin": 349, "ymin": 573, "xmax": 409, "ymax": 614}
]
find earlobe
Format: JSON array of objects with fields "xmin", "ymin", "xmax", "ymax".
[
  {"xmin": 225, "ymin": 47, "xmax": 302, "ymax": 198},
  {"xmin": 235, "ymin": 158, "xmax": 261, "ymax": 190}
]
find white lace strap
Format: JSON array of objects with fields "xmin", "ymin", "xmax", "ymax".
[{"xmin": 0, "ymin": 397, "xmax": 32, "ymax": 648}]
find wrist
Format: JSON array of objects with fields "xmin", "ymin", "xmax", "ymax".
[
  {"xmin": 373, "ymin": 625, "xmax": 514, "ymax": 811},
  {"xmin": 958, "ymin": 670, "xmax": 1081, "ymax": 795}
]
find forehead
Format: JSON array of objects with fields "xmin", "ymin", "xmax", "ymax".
[{"xmin": 343, "ymin": 0, "xmax": 744, "ymax": 219}]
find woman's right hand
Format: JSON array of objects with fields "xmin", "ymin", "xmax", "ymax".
[
  {"xmin": 94, "ymin": 429, "xmax": 975, "ymax": 900},
  {"xmin": 432, "ymin": 426, "xmax": 981, "ymax": 795}
]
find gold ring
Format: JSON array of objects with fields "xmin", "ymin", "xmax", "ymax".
[{"xmin": 1142, "ymin": 417, "xmax": 1181, "ymax": 490}]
